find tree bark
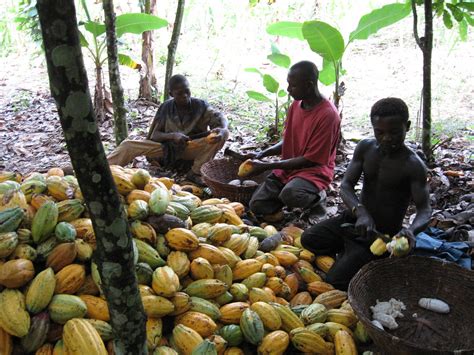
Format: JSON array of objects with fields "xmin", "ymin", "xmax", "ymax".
[
  {"xmin": 164, "ymin": 0, "xmax": 185, "ymax": 101},
  {"xmin": 139, "ymin": 0, "xmax": 159, "ymax": 102},
  {"xmin": 36, "ymin": 1, "xmax": 147, "ymax": 354},
  {"xmin": 94, "ymin": 65, "xmax": 106, "ymax": 122},
  {"xmin": 412, "ymin": 0, "xmax": 433, "ymax": 161},
  {"xmin": 422, "ymin": 0, "xmax": 433, "ymax": 161},
  {"xmin": 103, "ymin": 0, "xmax": 129, "ymax": 145}
]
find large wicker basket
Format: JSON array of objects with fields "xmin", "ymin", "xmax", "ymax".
[
  {"xmin": 348, "ymin": 256, "xmax": 474, "ymax": 355},
  {"xmin": 200, "ymin": 158, "xmax": 267, "ymax": 204}
]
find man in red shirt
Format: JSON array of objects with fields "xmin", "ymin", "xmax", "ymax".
[{"xmin": 244, "ymin": 61, "xmax": 341, "ymax": 220}]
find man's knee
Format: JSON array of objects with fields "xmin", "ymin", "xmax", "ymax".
[
  {"xmin": 249, "ymin": 197, "xmax": 270, "ymax": 216},
  {"xmin": 301, "ymin": 225, "xmax": 323, "ymax": 252},
  {"xmin": 279, "ymin": 186, "xmax": 315, "ymax": 209}
]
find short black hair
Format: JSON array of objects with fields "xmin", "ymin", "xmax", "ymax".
[
  {"xmin": 290, "ymin": 60, "xmax": 319, "ymax": 83},
  {"xmin": 168, "ymin": 74, "xmax": 188, "ymax": 91},
  {"xmin": 370, "ymin": 97, "xmax": 409, "ymax": 123}
]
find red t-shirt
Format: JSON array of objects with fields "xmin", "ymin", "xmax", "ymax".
[{"xmin": 273, "ymin": 99, "xmax": 341, "ymax": 190}]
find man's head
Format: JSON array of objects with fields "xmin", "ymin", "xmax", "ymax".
[
  {"xmin": 370, "ymin": 97, "xmax": 411, "ymax": 154},
  {"xmin": 287, "ymin": 61, "xmax": 319, "ymax": 101},
  {"xmin": 169, "ymin": 74, "xmax": 191, "ymax": 107}
]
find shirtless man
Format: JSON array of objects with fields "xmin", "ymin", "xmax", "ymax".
[{"xmin": 301, "ymin": 97, "xmax": 432, "ymax": 290}]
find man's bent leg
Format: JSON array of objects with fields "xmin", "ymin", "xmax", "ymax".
[
  {"xmin": 324, "ymin": 238, "xmax": 377, "ymax": 291},
  {"xmin": 278, "ymin": 178, "xmax": 321, "ymax": 209},
  {"xmin": 301, "ymin": 214, "xmax": 347, "ymax": 256},
  {"xmin": 181, "ymin": 138, "xmax": 225, "ymax": 174},
  {"xmin": 107, "ymin": 139, "xmax": 164, "ymax": 166},
  {"xmin": 249, "ymin": 173, "xmax": 284, "ymax": 216}
]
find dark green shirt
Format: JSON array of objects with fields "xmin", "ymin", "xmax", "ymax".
[{"xmin": 147, "ymin": 98, "xmax": 224, "ymax": 141}]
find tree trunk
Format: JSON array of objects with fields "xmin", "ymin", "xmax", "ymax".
[
  {"xmin": 412, "ymin": 0, "xmax": 433, "ymax": 162},
  {"xmin": 94, "ymin": 64, "xmax": 106, "ymax": 122},
  {"xmin": 36, "ymin": 1, "xmax": 147, "ymax": 354},
  {"xmin": 422, "ymin": 0, "xmax": 433, "ymax": 161},
  {"xmin": 164, "ymin": 0, "xmax": 186, "ymax": 101},
  {"xmin": 103, "ymin": 0, "xmax": 129, "ymax": 145},
  {"xmin": 139, "ymin": 0, "xmax": 159, "ymax": 102}
]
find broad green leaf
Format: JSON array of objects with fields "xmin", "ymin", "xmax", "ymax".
[
  {"xmin": 116, "ymin": 13, "xmax": 167, "ymax": 37},
  {"xmin": 85, "ymin": 21, "xmax": 105, "ymax": 37},
  {"xmin": 318, "ymin": 59, "xmax": 337, "ymax": 86},
  {"xmin": 263, "ymin": 74, "xmax": 279, "ymax": 93},
  {"xmin": 302, "ymin": 21, "xmax": 345, "ymax": 62},
  {"xmin": 433, "ymin": 1, "xmax": 445, "ymax": 17},
  {"xmin": 118, "ymin": 53, "xmax": 141, "ymax": 69},
  {"xmin": 464, "ymin": 12, "xmax": 474, "ymax": 25},
  {"xmin": 447, "ymin": 3, "xmax": 465, "ymax": 22},
  {"xmin": 245, "ymin": 67, "xmax": 263, "ymax": 76},
  {"xmin": 349, "ymin": 3, "xmax": 411, "ymax": 42},
  {"xmin": 267, "ymin": 53, "xmax": 291, "ymax": 68},
  {"xmin": 246, "ymin": 90, "xmax": 272, "ymax": 102},
  {"xmin": 267, "ymin": 21, "xmax": 304, "ymax": 40},
  {"xmin": 78, "ymin": 30, "xmax": 89, "ymax": 47},
  {"xmin": 459, "ymin": 18, "xmax": 468, "ymax": 40},
  {"xmin": 458, "ymin": 2, "xmax": 474, "ymax": 12},
  {"xmin": 278, "ymin": 89, "xmax": 287, "ymax": 97},
  {"xmin": 443, "ymin": 10, "xmax": 454, "ymax": 29}
]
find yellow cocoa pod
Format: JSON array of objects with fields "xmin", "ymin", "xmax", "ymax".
[
  {"xmin": 165, "ymin": 228, "xmax": 199, "ymax": 252},
  {"xmin": 257, "ymin": 330, "xmax": 289, "ymax": 355},
  {"xmin": 232, "ymin": 259, "xmax": 262, "ymax": 281},
  {"xmin": 62, "ymin": 318, "xmax": 107, "ymax": 355},
  {"xmin": 326, "ymin": 309, "xmax": 358, "ymax": 328},
  {"xmin": 142, "ymin": 295, "xmax": 175, "ymax": 317},
  {"xmin": 146, "ymin": 317, "xmax": 162, "ymax": 352},
  {"xmin": 152, "ymin": 266, "xmax": 180, "ymax": 297},
  {"xmin": 315, "ymin": 255, "xmax": 335, "ymax": 273},
  {"xmin": 250, "ymin": 301, "xmax": 282, "ymax": 331},
  {"xmin": 189, "ymin": 244, "xmax": 229, "ymax": 265},
  {"xmin": 219, "ymin": 302, "xmax": 250, "ymax": 324},
  {"xmin": 79, "ymin": 295, "xmax": 110, "ymax": 322},
  {"xmin": 314, "ymin": 290, "xmax": 348, "ymax": 309},
  {"xmin": 175, "ymin": 311, "xmax": 217, "ymax": 338},
  {"xmin": 270, "ymin": 250, "xmax": 298, "ymax": 267},
  {"xmin": 190, "ymin": 257, "xmax": 214, "ymax": 280},
  {"xmin": 172, "ymin": 324, "xmax": 203, "ymax": 355},
  {"xmin": 167, "ymin": 251, "xmax": 190, "ymax": 279}
]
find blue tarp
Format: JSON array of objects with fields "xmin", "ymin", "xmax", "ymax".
[{"xmin": 415, "ymin": 227, "xmax": 471, "ymax": 269}]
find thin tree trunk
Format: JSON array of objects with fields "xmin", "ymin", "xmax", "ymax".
[
  {"xmin": 164, "ymin": 0, "xmax": 185, "ymax": 101},
  {"xmin": 412, "ymin": 0, "xmax": 433, "ymax": 161},
  {"xmin": 94, "ymin": 65, "xmax": 105, "ymax": 122},
  {"xmin": 103, "ymin": 0, "xmax": 128, "ymax": 145},
  {"xmin": 422, "ymin": 0, "xmax": 433, "ymax": 161},
  {"xmin": 139, "ymin": 0, "xmax": 159, "ymax": 102},
  {"xmin": 36, "ymin": 1, "xmax": 147, "ymax": 354}
]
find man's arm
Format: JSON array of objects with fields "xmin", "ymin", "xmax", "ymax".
[
  {"xmin": 255, "ymin": 141, "xmax": 283, "ymax": 159},
  {"xmin": 251, "ymin": 156, "xmax": 317, "ymax": 173},
  {"xmin": 340, "ymin": 140, "xmax": 376, "ymax": 238},
  {"xmin": 206, "ymin": 106, "xmax": 229, "ymax": 143}
]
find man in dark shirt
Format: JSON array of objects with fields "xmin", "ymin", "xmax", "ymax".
[
  {"xmin": 301, "ymin": 97, "xmax": 432, "ymax": 290},
  {"xmin": 107, "ymin": 75, "xmax": 229, "ymax": 184}
]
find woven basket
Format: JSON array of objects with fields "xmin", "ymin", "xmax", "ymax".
[
  {"xmin": 200, "ymin": 158, "xmax": 267, "ymax": 204},
  {"xmin": 348, "ymin": 256, "xmax": 474, "ymax": 355}
]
